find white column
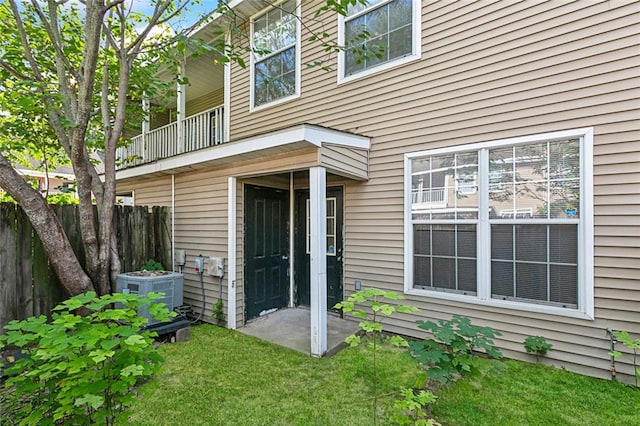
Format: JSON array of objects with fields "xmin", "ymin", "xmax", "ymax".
[
  {"xmin": 142, "ymin": 97, "xmax": 150, "ymax": 134},
  {"xmin": 227, "ymin": 177, "xmax": 237, "ymax": 329},
  {"xmin": 141, "ymin": 96, "xmax": 150, "ymax": 162},
  {"xmin": 309, "ymin": 167, "xmax": 327, "ymax": 356},
  {"xmin": 223, "ymin": 32, "xmax": 231, "ymax": 144},
  {"xmin": 176, "ymin": 63, "xmax": 186, "ymax": 154}
]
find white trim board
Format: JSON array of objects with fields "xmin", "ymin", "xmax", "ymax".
[{"xmin": 116, "ymin": 124, "xmax": 370, "ymax": 181}]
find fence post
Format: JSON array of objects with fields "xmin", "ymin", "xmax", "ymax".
[
  {"xmin": 15, "ymin": 206, "xmax": 34, "ymax": 321},
  {"xmin": 0, "ymin": 204, "xmax": 18, "ymax": 333}
]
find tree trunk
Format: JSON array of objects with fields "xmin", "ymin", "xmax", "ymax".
[{"xmin": 0, "ymin": 155, "xmax": 94, "ymax": 296}]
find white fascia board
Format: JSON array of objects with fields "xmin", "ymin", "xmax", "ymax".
[
  {"xmin": 116, "ymin": 124, "xmax": 370, "ymax": 181},
  {"xmin": 305, "ymin": 126, "xmax": 370, "ymax": 149}
]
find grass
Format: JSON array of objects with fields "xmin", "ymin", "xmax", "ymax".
[
  {"xmin": 112, "ymin": 325, "xmax": 639, "ymax": 425},
  {"xmin": 433, "ymin": 359, "xmax": 640, "ymax": 426},
  {"xmin": 4, "ymin": 323, "xmax": 638, "ymax": 425},
  {"xmin": 116, "ymin": 324, "xmax": 425, "ymax": 425}
]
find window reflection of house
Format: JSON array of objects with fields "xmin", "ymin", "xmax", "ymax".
[{"xmin": 411, "ymin": 170, "xmax": 448, "ymax": 209}]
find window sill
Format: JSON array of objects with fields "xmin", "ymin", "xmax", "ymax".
[
  {"xmin": 337, "ymin": 53, "xmax": 421, "ymax": 86},
  {"xmin": 250, "ymin": 93, "xmax": 300, "ymax": 113},
  {"xmin": 405, "ymin": 287, "xmax": 595, "ymax": 321}
]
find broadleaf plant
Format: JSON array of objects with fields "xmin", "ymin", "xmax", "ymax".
[
  {"xmin": 0, "ymin": 291, "xmax": 174, "ymax": 425},
  {"xmin": 609, "ymin": 330, "xmax": 640, "ymax": 387},
  {"xmin": 410, "ymin": 315, "xmax": 503, "ymax": 383},
  {"xmin": 524, "ymin": 335, "xmax": 553, "ymax": 361}
]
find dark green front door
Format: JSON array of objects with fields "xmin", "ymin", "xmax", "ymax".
[
  {"xmin": 294, "ymin": 187, "xmax": 343, "ymax": 310},
  {"xmin": 244, "ymin": 185, "xmax": 289, "ymax": 320}
]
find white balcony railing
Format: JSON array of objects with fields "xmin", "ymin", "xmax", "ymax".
[
  {"xmin": 412, "ymin": 187, "xmax": 447, "ymax": 209},
  {"xmin": 117, "ymin": 105, "xmax": 224, "ymax": 169}
]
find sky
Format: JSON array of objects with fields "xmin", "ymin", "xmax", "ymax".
[{"xmin": 130, "ymin": 0, "xmax": 218, "ymax": 31}]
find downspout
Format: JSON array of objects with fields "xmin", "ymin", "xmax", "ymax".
[{"xmin": 172, "ymin": 174, "xmax": 175, "ymax": 272}]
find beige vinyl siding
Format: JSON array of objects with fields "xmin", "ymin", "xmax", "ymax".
[
  {"xmin": 174, "ymin": 173, "xmax": 228, "ymax": 319},
  {"xmin": 185, "ymin": 89, "xmax": 224, "ymax": 116},
  {"xmin": 117, "ymin": 176, "xmax": 172, "ymax": 208},
  {"xmin": 147, "ymin": 89, "xmax": 223, "ymax": 131},
  {"xmin": 224, "ymin": 0, "xmax": 640, "ymax": 380},
  {"xmin": 320, "ymin": 145, "xmax": 368, "ymax": 180},
  {"xmin": 150, "ymin": 109, "xmax": 172, "ymax": 129}
]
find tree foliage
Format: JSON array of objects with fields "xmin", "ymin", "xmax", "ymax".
[{"xmin": 0, "ymin": 0, "xmax": 194, "ymax": 296}]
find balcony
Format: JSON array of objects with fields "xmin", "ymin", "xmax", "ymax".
[
  {"xmin": 117, "ymin": 105, "xmax": 224, "ymax": 169},
  {"xmin": 412, "ymin": 187, "xmax": 447, "ymax": 210}
]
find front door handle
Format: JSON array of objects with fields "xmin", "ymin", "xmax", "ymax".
[{"xmin": 282, "ymin": 255, "xmax": 289, "ymax": 260}]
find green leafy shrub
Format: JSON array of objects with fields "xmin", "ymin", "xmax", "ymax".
[
  {"xmin": 335, "ymin": 288, "xmax": 419, "ymax": 349},
  {"xmin": 0, "ymin": 291, "xmax": 173, "ymax": 425},
  {"xmin": 45, "ymin": 193, "xmax": 79, "ymax": 205},
  {"xmin": 609, "ymin": 330, "xmax": 640, "ymax": 387},
  {"xmin": 0, "ymin": 192, "xmax": 79, "ymax": 205},
  {"xmin": 140, "ymin": 259, "xmax": 164, "ymax": 271},
  {"xmin": 524, "ymin": 336, "xmax": 553, "ymax": 359},
  {"xmin": 389, "ymin": 388, "xmax": 440, "ymax": 426},
  {"xmin": 211, "ymin": 298, "xmax": 225, "ymax": 322},
  {"xmin": 409, "ymin": 315, "xmax": 503, "ymax": 383}
]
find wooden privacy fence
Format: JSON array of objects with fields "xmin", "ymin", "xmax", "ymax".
[{"xmin": 0, "ymin": 203, "xmax": 171, "ymax": 332}]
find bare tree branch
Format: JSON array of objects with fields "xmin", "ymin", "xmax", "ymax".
[{"xmin": 30, "ymin": 0, "xmax": 79, "ymax": 119}]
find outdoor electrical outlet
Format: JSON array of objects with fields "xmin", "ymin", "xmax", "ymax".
[
  {"xmin": 194, "ymin": 255, "xmax": 205, "ymax": 273},
  {"xmin": 355, "ymin": 280, "xmax": 362, "ymax": 290},
  {"xmin": 175, "ymin": 249, "xmax": 186, "ymax": 266},
  {"xmin": 207, "ymin": 257, "xmax": 225, "ymax": 277}
]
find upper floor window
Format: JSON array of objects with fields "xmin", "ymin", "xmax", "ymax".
[
  {"xmin": 339, "ymin": 0, "xmax": 420, "ymax": 82},
  {"xmin": 251, "ymin": 0, "xmax": 300, "ymax": 109},
  {"xmin": 405, "ymin": 128, "xmax": 594, "ymax": 319}
]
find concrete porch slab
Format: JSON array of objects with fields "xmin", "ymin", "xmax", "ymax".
[{"xmin": 238, "ymin": 308, "xmax": 359, "ymax": 356}]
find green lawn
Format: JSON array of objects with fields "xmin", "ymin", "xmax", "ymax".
[
  {"xmin": 433, "ymin": 359, "xmax": 639, "ymax": 426},
  {"xmin": 118, "ymin": 325, "xmax": 640, "ymax": 426},
  {"xmin": 117, "ymin": 325, "xmax": 425, "ymax": 425}
]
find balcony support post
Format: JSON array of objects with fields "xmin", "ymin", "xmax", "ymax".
[
  {"xmin": 142, "ymin": 96, "xmax": 149, "ymax": 162},
  {"xmin": 309, "ymin": 166, "xmax": 327, "ymax": 357},
  {"xmin": 177, "ymin": 63, "xmax": 186, "ymax": 154}
]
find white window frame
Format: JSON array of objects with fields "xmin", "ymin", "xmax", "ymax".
[
  {"xmin": 337, "ymin": 0, "xmax": 422, "ymax": 85},
  {"xmin": 404, "ymin": 128, "xmax": 594, "ymax": 320},
  {"xmin": 306, "ymin": 197, "xmax": 337, "ymax": 256},
  {"xmin": 249, "ymin": 0, "xmax": 301, "ymax": 111}
]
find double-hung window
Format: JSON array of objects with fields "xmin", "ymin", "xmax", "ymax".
[
  {"xmin": 405, "ymin": 129, "xmax": 594, "ymax": 318},
  {"xmin": 251, "ymin": 0, "xmax": 299, "ymax": 108},
  {"xmin": 339, "ymin": 0, "xmax": 421, "ymax": 81}
]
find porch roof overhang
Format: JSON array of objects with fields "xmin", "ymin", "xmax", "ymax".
[{"xmin": 116, "ymin": 124, "xmax": 370, "ymax": 183}]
